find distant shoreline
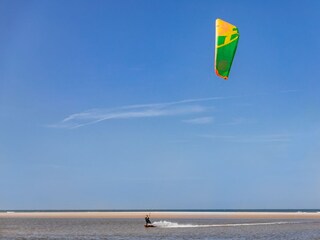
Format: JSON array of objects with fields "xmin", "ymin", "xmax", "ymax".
[{"xmin": 1, "ymin": 211, "xmax": 320, "ymax": 219}]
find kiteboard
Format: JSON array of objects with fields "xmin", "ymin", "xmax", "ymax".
[{"xmin": 144, "ymin": 224, "xmax": 156, "ymax": 228}]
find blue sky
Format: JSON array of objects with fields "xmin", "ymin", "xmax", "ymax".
[{"xmin": 1, "ymin": 0, "xmax": 320, "ymax": 210}]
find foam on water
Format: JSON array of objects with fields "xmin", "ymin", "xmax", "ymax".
[{"xmin": 152, "ymin": 220, "xmax": 300, "ymax": 228}]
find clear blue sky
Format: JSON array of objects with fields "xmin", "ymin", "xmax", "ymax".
[{"xmin": 1, "ymin": 0, "xmax": 320, "ymax": 210}]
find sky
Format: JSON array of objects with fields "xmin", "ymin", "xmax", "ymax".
[{"xmin": 1, "ymin": 0, "xmax": 320, "ymax": 210}]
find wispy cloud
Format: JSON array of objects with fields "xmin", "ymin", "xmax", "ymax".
[
  {"xmin": 220, "ymin": 117, "xmax": 254, "ymax": 126},
  {"xmin": 183, "ymin": 117, "xmax": 214, "ymax": 125},
  {"xmin": 200, "ymin": 134, "xmax": 292, "ymax": 143},
  {"xmin": 50, "ymin": 103, "xmax": 211, "ymax": 129},
  {"xmin": 49, "ymin": 90, "xmax": 297, "ymax": 129},
  {"xmin": 280, "ymin": 89, "xmax": 299, "ymax": 93},
  {"xmin": 49, "ymin": 96, "xmax": 238, "ymax": 129},
  {"xmin": 122, "ymin": 96, "xmax": 234, "ymax": 109}
]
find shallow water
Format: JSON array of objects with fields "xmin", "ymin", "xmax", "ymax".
[{"xmin": 1, "ymin": 218, "xmax": 320, "ymax": 239}]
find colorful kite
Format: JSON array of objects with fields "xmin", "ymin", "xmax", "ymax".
[{"xmin": 215, "ymin": 19, "xmax": 239, "ymax": 80}]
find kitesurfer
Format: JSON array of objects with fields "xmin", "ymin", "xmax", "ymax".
[{"xmin": 145, "ymin": 215, "xmax": 151, "ymax": 225}]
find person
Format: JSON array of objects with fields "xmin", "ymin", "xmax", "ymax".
[{"xmin": 145, "ymin": 215, "xmax": 151, "ymax": 225}]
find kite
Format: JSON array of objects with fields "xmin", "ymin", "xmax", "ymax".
[{"xmin": 215, "ymin": 19, "xmax": 240, "ymax": 80}]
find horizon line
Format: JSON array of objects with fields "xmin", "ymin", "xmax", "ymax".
[{"xmin": 2, "ymin": 208, "xmax": 319, "ymax": 213}]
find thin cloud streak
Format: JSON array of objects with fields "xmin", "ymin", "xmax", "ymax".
[
  {"xmin": 183, "ymin": 117, "xmax": 214, "ymax": 125},
  {"xmin": 50, "ymin": 96, "xmax": 235, "ymax": 129},
  {"xmin": 122, "ymin": 96, "xmax": 233, "ymax": 110},
  {"xmin": 51, "ymin": 105, "xmax": 207, "ymax": 129},
  {"xmin": 200, "ymin": 134, "xmax": 292, "ymax": 143},
  {"xmin": 220, "ymin": 117, "xmax": 254, "ymax": 126},
  {"xmin": 50, "ymin": 91, "xmax": 297, "ymax": 129}
]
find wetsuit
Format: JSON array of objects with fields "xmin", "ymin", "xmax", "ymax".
[{"xmin": 145, "ymin": 216, "xmax": 151, "ymax": 224}]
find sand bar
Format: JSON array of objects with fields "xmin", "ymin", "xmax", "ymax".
[{"xmin": 1, "ymin": 211, "xmax": 320, "ymax": 219}]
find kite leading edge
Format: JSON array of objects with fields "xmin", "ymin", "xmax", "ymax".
[{"xmin": 215, "ymin": 19, "xmax": 239, "ymax": 80}]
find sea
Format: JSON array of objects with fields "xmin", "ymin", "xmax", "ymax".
[{"xmin": 1, "ymin": 210, "xmax": 320, "ymax": 240}]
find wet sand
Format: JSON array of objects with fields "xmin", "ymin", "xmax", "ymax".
[{"xmin": 1, "ymin": 211, "xmax": 320, "ymax": 219}]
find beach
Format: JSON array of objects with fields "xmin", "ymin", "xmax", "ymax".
[{"xmin": 1, "ymin": 211, "xmax": 320, "ymax": 219}]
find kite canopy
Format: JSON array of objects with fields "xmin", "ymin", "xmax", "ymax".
[{"xmin": 215, "ymin": 19, "xmax": 239, "ymax": 80}]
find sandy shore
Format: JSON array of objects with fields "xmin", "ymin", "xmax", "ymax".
[{"xmin": 1, "ymin": 211, "xmax": 320, "ymax": 219}]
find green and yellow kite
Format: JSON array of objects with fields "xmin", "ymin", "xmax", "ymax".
[{"xmin": 215, "ymin": 19, "xmax": 239, "ymax": 80}]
